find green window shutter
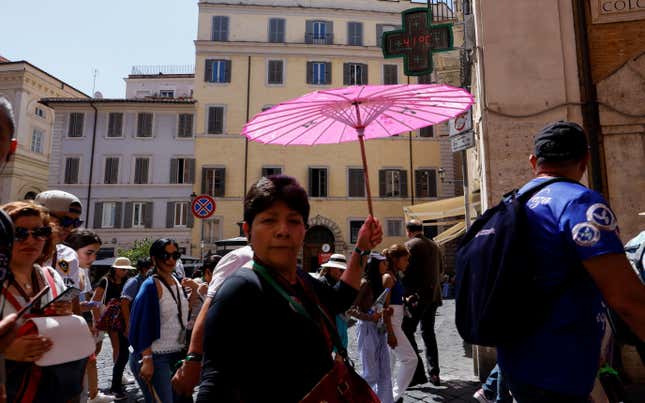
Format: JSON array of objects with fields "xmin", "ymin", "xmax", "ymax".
[
  {"xmin": 201, "ymin": 167, "xmax": 209, "ymax": 194},
  {"xmin": 326, "ymin": 21, "xmax": 333, "ymax": 44},
  {"xmin": 379, "ymin": 170, "xmax": 386, "ymax": 197},
  {"xmin": 186, "ymin": 159, "xmax": 196, "ymax": 184},
  {"xmin": 343, "ymin": 63, "xmax": 350, "ymax": 85},
  {"xmin": 123, "ymin": 202, "xmax": 133, "ymax": 228},
  {"xmin": 144, "ymin": 202, "xmax": 153, "ymax": 228},
  {"xmin": 187, "ymin": 207, "xmax": 194, "ymax": 228},
  {"xmin": 205, "ymin": 60, "xmax": 213, "ymax": 82},
  {"xmin": 93, "ymin": 202, "xmax": 103, "ymax": 229},
  {"xmin": 169, "ymin": 158, "xmax": 178, "ymax": 183},
  {"xmin": 305, "ymin": 20, "xmax": 314, "ymax": 44},
  {"xmin": 306, "ymin": 62, "xmax": 313, "ymax": 84},
  {"xmin": 224, "ymin": 60, "xmax": 231, "ymax": 83},
  {"xmin": 361, "ymin": 63, "xmax": 368, "ymax": 85},
  {"xmin": 114, "ymin": 202, "xmax": 123, "ymax": 228},
  {"xmin": 324, "ymin": 62, "xmax": 331, "ymax": 84},
  {"xmin": 217, "ymin": 168, "xmax": 226, "ymax": 197}
]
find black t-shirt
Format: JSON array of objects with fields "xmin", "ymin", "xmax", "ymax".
[
  {"xmin": 99, "ymin": 277, "xmax": 125, "ymax": 302},
  {"xmin": 197, "ymin": 267, "xmax": 357, "ymax": 403}
]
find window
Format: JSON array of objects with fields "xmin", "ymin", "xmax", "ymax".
[
  {"xmin": 306, "ymin": 20, "xmax": 332, "ymax": 44},
  {"xmin": 376, "ymin": 24, "xmax": 400, "ymax": 47},
  {"xmin": 170, "ymin": 158, "xmax": 195, "ymax": 184},
  {"xmin": 347, "ymin": 22, "xmax": 363, "ymax": 46},
  {"xmin": 35, "ymin": 106, "xmax": 45, "ymax": 118},
  {"xmin": 212, "ymin": 16, "xmax": 229, "ymax": 41},
  {"xmin": 174, "ymin": 202, "xmax": 188, "ymax": 227},
  {"xmin": 420, "ymin": 125, "xmax": 434, "ymax": 138},
  {"xmin": 344, "ymin": 63, "xmax": 368, "ymax": 85},
  {"xmin": 415, "ymin": 169, "xmax": 438, "ymax": 198},
  {"xmin": 101, "ymin": 202, "xmax": 117, "ymax": 228},
  {"xmin": 205, "ymin": 60, "xmax": 231, "ymax": 83},
  {"xmin": 386, "ymin": 219, "xmax": 404, "ymax": 237},
  {"xmin": 107, "ymin": 113, "xmax": 123, "ymax": 137},
  {"xmin": 177, "ymin": 114, "xmax": 193, "ymax": 138},
  {"xmin": 309, "ymin": 168, "xmax": 328, "ymax": 197},
  {"xmin": 104, "ymin": 157, "xmax": 119, "ymax": 184},
  {"xmin": 268, "ymin": 18, "xmax": 285, "ymax": 43},
  {"xmin": 31, "ymin": 129, "xmax": 43, "ymax": 153},
  {"xmin": 261, "ymin": 166, "xmax": 282, "ymax": 177},
  {"xmin": 207, "ymin": 106, "xmax": 224, "ymax": 134},
  {"xmin": 133, "ymin": 157, "xmax": 150, "ymax": 184},
  {"xmin": 383, "ymin": 65, "xmax": 398, "ymax": 85},
  {"xmin": 132, "ymin": 202, "xmax": 145, "ymax": 228},
  {"xmin": 379, "ymin": 169, "xmax": 408, "ymax": 198},
  {"xmin": 267, "ymin": 60, "xmax": 284, "ymax": 85},
  {"xmin": 64, "ymin": 157, "xmax": 80, "ymax": 184},
  {"xmin": 137, "ymin": 113, "xmax": 153, "ymax": 137},
  {"xmin": 348, "ymin": 168, "xmax": 365, "ymax": 197},
  {"xmin": 203, "ymin": 218, "xmax": 221, "ymax": 243},
  {"xmin": 306, "ymin": 62, "xmax": 331, "ymax": 85},
  {"xmin": 349, "ymin": 220, "xmax": 364, "ymax": 244},
  {"xmin": 68, "ymin": 113, "xmax": 84, "ymax": 137},
  {"xmin": 159, "ymin": 90, "xmax": 174, "ymax": 98},
  {"xmin": 201, "ymin": 167, "xmax": 226, "ymax": 197}
]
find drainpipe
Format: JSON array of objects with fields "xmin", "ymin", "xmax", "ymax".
[
  {"xmin": 86, "ymin": 102, "xmax": 98, "ymax": 226},
  {"xmin": 572, "ymin": 0, "xmax": 607, "ymax": 196}
]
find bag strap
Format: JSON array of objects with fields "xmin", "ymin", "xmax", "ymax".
[
  {"xmin": 515, "ymin": 177, "xmax": 580, "ymax": 203},
  {"xmin": 42, "ymin": 267, "xmax": 58, "ymax": 298},
  {"xmin": 153, "ymin": 274, "xmax": 185, "ymax": 330},
  {"xmin": 253, "ymin": 262, "xmax": 349, "ymax": 359}
]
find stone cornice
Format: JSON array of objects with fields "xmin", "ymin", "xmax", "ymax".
[{"xmin": 195, "ymin": 40, "xmax": 387, "ymax": 58}]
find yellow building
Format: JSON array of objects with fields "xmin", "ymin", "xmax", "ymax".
[
  {"xmin": 0, "ymin": 60, "xmax": 88, "ymax": 203},
  {"xmin": 192, "ymin": 0, "xmax": 463, "ymax": 270}
]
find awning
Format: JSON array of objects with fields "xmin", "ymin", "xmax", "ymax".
[
  {"xmin": 433, "ymin": 222, "xmax": 466, "ymax": 245},
  {"xmin": 403, "ymin": 194, "xmax": 480, "ymax": 222}
]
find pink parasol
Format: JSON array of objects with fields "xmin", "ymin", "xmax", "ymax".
[{"xmin": 242, "ymin": 84, "xmax": 474, "ymax": 215}]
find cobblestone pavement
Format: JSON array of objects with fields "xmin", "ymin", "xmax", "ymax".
[{"xmin": 97, "ymin": 299, "xmax": 481, "ymax": 402}]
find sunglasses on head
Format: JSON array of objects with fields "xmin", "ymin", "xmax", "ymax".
[
  {"xmin": 159, "ymin": 251, "xmax": 181, "ymax": 261},
  {"xmin": 51, "ymin": 214, "xmax": 83, "ymax": 229},
  {"xmin": 15, "ymin": 226, "xmax": 52, "ymax": 241}
]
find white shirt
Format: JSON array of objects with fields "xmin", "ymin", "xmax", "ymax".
[{"xmin": 206, "ymin": 245, "xmax": 254, "ymax": 298}]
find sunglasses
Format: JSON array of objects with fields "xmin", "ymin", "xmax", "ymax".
[
  {"xmin": 15, "ymin": 226, "xmax": 52, "ymax": 241},
  {"xmin": 50, "ymin": 214, "xmax": 84, "ymax": 229},
  {"xmin": 159, "ymin": 251, "xmax": 181, "ymax": 261}
]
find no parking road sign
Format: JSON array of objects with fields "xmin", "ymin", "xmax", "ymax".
[{"xmin": 191, "ymin": 195, "xmax": 216, "ymax": 219}]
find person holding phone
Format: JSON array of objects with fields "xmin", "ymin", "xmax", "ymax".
[{"xmin": 0, "ymin": 201, "xmax": 73, "ymax": 402}]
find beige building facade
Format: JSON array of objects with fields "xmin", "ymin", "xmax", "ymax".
[
  {"xmin": 192, "ymin": 0, "xmax": 464, "ymax": 270},
  {"xmin": 0, "ymin": 61, "xmax": 88, "ymax": 203}
]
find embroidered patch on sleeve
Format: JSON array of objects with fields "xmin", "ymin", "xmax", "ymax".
[
  {"xmin": 572, "ymin": 222, "xmax": 601, "ymax": 246},
  {"xmin": 586, "ymin": 203, "xmax": 617, "ymax": 231}
]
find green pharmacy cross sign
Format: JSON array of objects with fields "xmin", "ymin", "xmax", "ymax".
[{"xmin": 382, "ymin": 8, "xmax": 454, "ymax": 76}]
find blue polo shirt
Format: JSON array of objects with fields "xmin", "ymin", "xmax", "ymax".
[{"xmin": 497, "ymin": 177, "xmax": 624, "ymax": 396}]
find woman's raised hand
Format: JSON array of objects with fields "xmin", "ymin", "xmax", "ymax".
[{"xmin": 356, "ymin": 215, "xmax": 383, "ymax": 251}]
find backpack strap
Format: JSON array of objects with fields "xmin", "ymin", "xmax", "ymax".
[{"xmin": 515, "ymin": 177, "xmax": 580, "ymax": 203}]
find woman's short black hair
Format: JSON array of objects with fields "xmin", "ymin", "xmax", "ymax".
[
  {"xmin": 365, "ymin": 256, "xmax": 385, "ymax": 299},
  {"xmin": 149, "ymin": 238, "xmax": 179, "ymax": 259},
  {"xmin": 64, "ymin": 229, "xmax": 102, "ymax": 251},
  {"xmin": 243, "ymin": 175, "xmax": 310, "ymax": 229}
]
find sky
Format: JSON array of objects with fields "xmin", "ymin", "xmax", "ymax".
[{"xmin": 0, "ymin": 0, "xmax": 198, "ymax": 98}]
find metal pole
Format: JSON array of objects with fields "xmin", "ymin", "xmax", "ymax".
[{"xmin": 461, "ymin": 149, "xmax": 471, "ymax": 229}]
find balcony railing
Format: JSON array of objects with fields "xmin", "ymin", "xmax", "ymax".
[{"xmin": 305, "ymin": 33, "xmax": 334, "ymax": 45}]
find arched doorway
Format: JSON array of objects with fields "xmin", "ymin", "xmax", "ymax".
[{"xmin": 303, "ymin": 225, "xmax": 335, "ymax": 273}]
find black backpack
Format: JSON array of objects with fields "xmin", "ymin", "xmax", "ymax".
[{"xmin": 454, "ymin": 177, "xmax": 579, "ymax": 347}]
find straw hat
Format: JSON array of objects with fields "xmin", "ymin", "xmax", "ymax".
[
  {"xmin": 112, "ymin": 257, "xmax": 136, "ymax": 270},
  {"xmin": 320, "ymin": 254, "xmax": 347, "ymax": 270}
]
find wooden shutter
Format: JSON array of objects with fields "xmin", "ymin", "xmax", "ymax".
[
  {"xmin": 379, "ymin": 170, "xmax": 386, "ymax": 197},
  {"xmin": 187, "ymin": 206, "xmax": 194, "ymax": 228},
  {"xmin": 305, "ymin": 20, "xmax": 313, "ymax": 44},
  {"xmin": 306, "ymin": 62, "xmax": 313, "ymax": 84},
  {"xmin": 415, "ymin": 170, "xmax": 424, "ymax": 198},
  {"xmin": 326, "ymin": 21, "xmax": 333, "ymax": 44},
  {"xmin": 277, "ymin": 18, "xmax": 285, "ymax": 42},
  {"xmin": 144, "ymin": 202, "xmax": 153, "ymax": 228},
  {"xmin": 384, "ymin": 65, "xmax": 398, "ymax": 85},
  {"xmin": 113, "ymin": 202, "xmax": 123, "ymax": 228},
  {"xmin": 324, "ymin": 62, "xmax": 331, "ymax": 84},
  {"xmin": 166, "ymin": 202, "xmax": 175, "ymax": 228},
  {"xmin": 308, "ymin": 168, "xmax": 314, "ymax": 195},
  {"xmin": 343, "ymin": 63, "xmax": 350, "ymax": 85},
  {"xmin": 222, "ymin": 16, "xmax": 229, "ymax": 41},
  {"xmin": 224, "ymin": 60, "xmax": 231, "ymax": 83},
  {"xmin": 376, "ymin": 24, "xmax": 384, "ymax": 47},
  {"xmin": 169, "ymin": 158, "xmax": 178, "ymax": 183},
  {"xmin": 123, "ymin": 202, "xmax": 133, "ymax": 228},
  {"xmin": 321, "ymin": 169, "xmax": 328, "ymax": 197},
  {"xmin": 216, "ymin": 168, "xmax": 226, "ymax": 197},
  {"xmin": 400, "ymin": 170, "xmax": 408, "ymax": 198},
  {"xmin": 186, "ymin": 159, "xmax": 196, "ymax": 184},
  {"xmin": 428, "ymin": 170, "xmax": 437, "ymax": 197},
  {"xmin": 356, "ymin": 22, "xmax": 363, "ymax": 46},
  {"xmin": 205, "ymin": 59, "xmax": 213, "ymax": 82},
  {"xmin": 360, "ymin": 63, "xmax": 368, "ymax": 85},
  {"xmin": 201, "ymin": 167, "xmax": 210, "ymax": 194},
  {"xmin": 93, "ymin": 202, "xmax": 103, "ymax": 229}
]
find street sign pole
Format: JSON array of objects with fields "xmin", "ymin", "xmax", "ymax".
[{"xmin": 462, "ymin": 150, "xmax": 471, "ymax": 229}]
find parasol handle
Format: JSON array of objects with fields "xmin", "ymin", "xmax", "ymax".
[{"xmin": 357, "ymin": 130, "xmax": 373, "ymax": 218}]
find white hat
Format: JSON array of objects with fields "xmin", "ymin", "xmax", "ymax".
[
  {"xmin": 320, "ymin": 253, "xmax": 347, "ymax": 270},
  {"xmin": 35, "ymin": 190, "xmax": 82, "ymax": 214},
  {"xmin": 112, "ymin": 257, "xmax": 136, "ymax": 270}
]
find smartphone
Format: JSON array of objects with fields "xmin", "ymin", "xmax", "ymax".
[
  {"xmin": 40, "ymin": 286, "xmax": 81, "ymax": 310},
  {"xmin": 15, "ymin": 285, "xmax": 50, "ymax": 320}
]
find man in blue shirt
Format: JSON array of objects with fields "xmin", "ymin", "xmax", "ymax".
[{"xmin": 498, "ymin": 121, "xmax": 645, "ymax": 402}]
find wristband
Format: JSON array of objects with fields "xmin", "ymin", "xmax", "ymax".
[
  {"xmin": 185, "ymin": 353, "xmax": 203, "ymax": 362},
  {"xmin": 354, "ymin": 247, "xmax": 370, "ymax": 256}
]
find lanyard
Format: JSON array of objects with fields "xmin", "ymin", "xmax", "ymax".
[{"xmin": 154, "ymin": 274, "xmax": 185, "ymax": 330}]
